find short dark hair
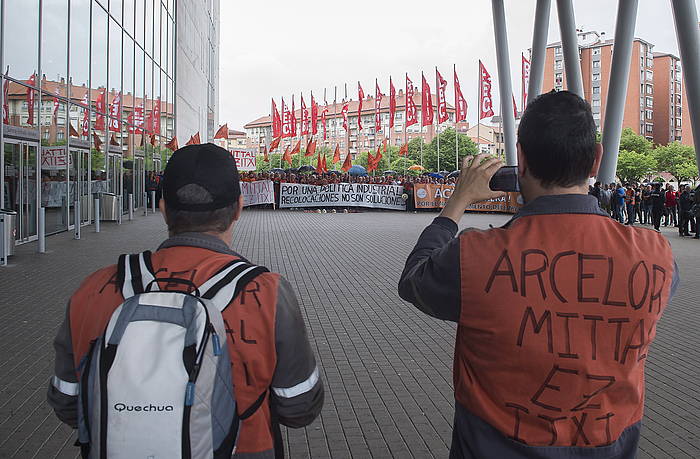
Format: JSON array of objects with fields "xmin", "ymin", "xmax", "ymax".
[
  {"xmin": 164, "ymin": 183, "xmax": 237, "ymax": 235},
  {"xmin": 518, "ymin": 90, "xmax": 597, "ymax": 188}
]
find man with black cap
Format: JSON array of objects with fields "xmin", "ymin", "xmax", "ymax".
[{"xmin": 48, "ymin": 143, "xmax": 323, "ymax": 458}]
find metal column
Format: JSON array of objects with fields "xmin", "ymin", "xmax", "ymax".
[
  {"xmin": 556, "ymin": 0, "xmax": 584, "ymax": 97},
  {"xmin": 598, "ymin": 0, "xmax": 639, "ymax": 184},
  {"xmin": 491, "ymin": 0, "xmax": 518, "ymax": 166},
  {"xmin": 527, "ymin": 0, "xmax": 551, "ymax": 105},
  {"xmin": 38, "ymin": 208, "xmax": 45, "ymax": 253},
  {"xmin": 672, "ymin": 0, "xmax": 700, "ymax": 168}
]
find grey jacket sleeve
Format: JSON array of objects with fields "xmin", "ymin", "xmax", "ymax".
[
  {"xmin": 270, "ymin": 277, "xmax": 324, "ymax": 428},
  {"xmin": 46, "ymin": 302, "xmax": 79, "ymax": 428},
  {"xmin": 398, "ymin": 217, "xmax": 462, "ymax": 322}
]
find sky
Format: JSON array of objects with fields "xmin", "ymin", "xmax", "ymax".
[{"xmin": 219, "ymin": 0, "xmax": 696, "ymax": 131}]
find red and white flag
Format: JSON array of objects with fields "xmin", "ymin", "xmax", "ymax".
[
  {"xmin": 357, "ymin": 82, "xmax": 364, "ymax": 131},
  {"xmin": 80, "ymin": 93, "xmax": 90, "ymax": 137},
  {"xmin": 26, "ymin": 73, "xmax": 36, "ymax": 125},
  {"xmin": 128, "ymin": 100, "xmax": 144, "ymax": 134},
  {"xmin": 421, "ymin": 73, "xmax": 433, "ymax": 127},
  {"xmin": 95, "ymin": 89, "xmax": 106, "ymax": 131},
  {"xmin": 405, "ymin": 74, "xmax": 417, "ymax": 127},
  {"xmin": 2, "ymin": 78, "xmax": 9, "ymax": 125},
  {"xmin": 272, "ymin": 98, "xmax": 282, "ymax": 138},
  {"xmin": 374, "ymin": 80, "xmax": 383, "ymax": 132},
  {"xmin": 512, "ymin": 94, "xmax": 518, "ymax": 120},
  {"xmin": 454, "ymin": 65, "xmax": 468, "ymax": 123},
  {"xmin": 108, "ymin": 92, "xmax": 122, "ymax": 132},
  {"xmin": 341, "ymin": 102, "xmax": 349, "ymax": 131},
  {"xmin": 281, "ymin": 98, "xmax": 292, "ymax": 138},
  {"xmin": 291, "ymin": 96, "xmax": 297, "ymax": 137},
  {"xmin": 389, "ymin": 77, "xmax": 396, "ymax": 129},
  {"xmin": 311, "ymin": 94, "xmax": 319, "ymax": 136},
  {"xmin": 300, "ymin": 95, "xmax": 309, "ymax": 135},
  {"xmin": 436, "ymin": 68, "xmax": 448, "ymax": 124},
  {"xmin": 52, "ymin": 87, "xmax": 61, "ymax": 121},
  {"xmin": 479, "ymin": 61, "xmax": 495, "ymax": 120},
  {"xmin": 153, "ymin": 97, "xmax": 161, "ymax": 134},
  {"xmin": 522, "ymin": 54, "xmax": 531, "ymax": 109}
]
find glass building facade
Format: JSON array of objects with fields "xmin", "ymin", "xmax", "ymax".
[{"xmin": 0, "ymin": 0, "xmax": 216, "ymax": 245}]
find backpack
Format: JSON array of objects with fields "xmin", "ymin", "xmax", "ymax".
[{"xmin": 76, "ymin": 251, "xmax": 269, "ymax": 459}]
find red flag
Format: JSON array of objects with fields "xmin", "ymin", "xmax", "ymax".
[
  {"xmin": 522, "ymin": 54, "xmax": 531, "ymax": 108},
  {"xmin": 479, "ymin": 61, "xmax": 495, "ymax": 119},
  {"xmin": 69, "ymin": 123, "xmax": 80, "ymax": 137},
  {"xmin": 357, "ymin": 82, "xmax": 364, "ymax": 131},
  {"xmin": 315, "ymin": 152, "xmax": 323, "ymax": 174},
  {"xmin": 281, "ymin": 98, "xmax": 292, "ymax": 138},
  {"xmin": 80, "ymin": 93, "xmax": 90, "ymax": 137},
  {"xmin": 26, "ymin": 73, "xmax": 36, "ymax": 125},
  {"xmin": 52, "ymin": 88, "xmax": 61, "ymax": 121},
  {"xmin": 165, "ymin": 136, "xmax": 179, "ymax": 151},
  {"xmin": 153, "ymin": 97, "xmax": 161, "ymax": 134},
  {"xmin": 300, "ymin": 95, "xmax": 309, "ymax": 135},
  {"xmin": 398, "ymin": 143, "xmax": 408, "ymax": 156},
  {"xmin": 321, "ymin": 106, "xmax": 328, "ymax": 140},
  {"xmin": 405, "ymin": 74, "xmax": 417, "ymax": 127},
  {"xmin": 128, "ymin": 102, "xmax": 145, "ymax": 134},
  {"xmin": 290, "ymin": 139, "xmax": 301, "ymax": 155},
  {"xmin": 454, "ymin": 65, "xmax": 468, "ymax": 123},
  {"xmin": 512, "ymin": 94, "xmax": 518, "ymax": 120},
  {"xmin": 282, "ymin": 145, "xmax": 292, "ymax": 165},
  {"xmin": 374, "ymin": 148, "xmax": 383, "ymax": 170},
  {"xmin": 291, "ymin": 96, "xmax": 297, "ymax": 137},
  {"xmin": 2, "ymin": 76, "xmax": 9, "ymax": 125},
  {"xmin": 341, "ymin": 102, "xmax": 349, "ymax": 131},
  {"xmin": 436, "ymin": 68, "xmax": 448, "ymax": 124},
  {"xmin": 93, "ymin": 132, "xmax": 103, "ymax": 152},
  {"xmin": 421, "ymin": 73, "xmax": 433, "ymax": 127},
  {"xmin": 389, "ymin": 77, "xmax": 396, "ymax": 129},
  {"xmin": 333, "ymin": 144, "xmax": 341, "ymax": 163},
  {"xmin": 95, "ymin": 89, "xmax": 106, "ymax": 130},
  {"xmin": 367, "ymin": 151, "xmax": 375, "ymax": 171},
  {"xmin": 272, "ymin": 98, "xmax": 282, "ymax": 138},
  {"xmin": 304, "ymin": 138, "xmax": 316, "ymax": 157},
  {"xmin": 269, "ymin": 136, "xmax": 281, "ymax": 152},
  {"xmin": 214, "ymin": 123, "xmax": 228, "ymax": 140},
  {"xmin": 108, "ymin": 92, "xmax": 122, "ymax": 132},
  {"xmin": 185, "ymin": 132, "xmax": 200, "ymax": 145},
  {"xmin": 382, "ymin": 138, "xmax": 388, "ymax": 153},
  {"xmin": 341, "ymin": 150, "xmax": 352, "ymax": 172},
  {"xmin": 311, "ymin": 94, "xmax": 319, "ymax": 135},
  {"xmin": 263, "ymin": 145, "xmax": 270, "ymax": 162},
  {"xmin": 150, "ymin": 133, "xmax": 157, "ymax": 147},
  {"xmin": 374, "ymin": 80, "xmax": 383, "ymax": 132},
  {"xmin": 321, "ymin": 154, "xmax": 328, "ymax": 173},
  {"xmin": 110, "ymin": 134, "xmax": 119, "ymax": 146}
]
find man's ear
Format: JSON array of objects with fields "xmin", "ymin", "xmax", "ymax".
[
  {"xmin": 232, "ymin": 197, "xmax": 244, "ymax": 222},
  {"xmin": 517, "ymin": 143, "xmax": 527, "ymax": 177},
  {"xmin": 590, "ymin": 143, "xmax": 603, "ymax": 177}
]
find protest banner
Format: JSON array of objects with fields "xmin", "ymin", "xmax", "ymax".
[
  {"xmin": 279, "ymin": 182, "xmax": 406, "ymax": 210},
  {"xmin": 41, "ymin": 146, "xmax": 71, "ymax": 171},
  {"xmin": 230, "ymin": 149, "xmax": 257, "ymax": 171},
  {"xmin": 241, "ymin": 180, "xmax": 275, "ymax": 207},
  {"xmin": 413, "ymin": 183, "xmax": 523, "ymax": 213}
]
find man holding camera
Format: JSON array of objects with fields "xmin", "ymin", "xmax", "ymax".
[{"xmin": 399, "ymin": 91, "xmax": 679, "ymax": 458}]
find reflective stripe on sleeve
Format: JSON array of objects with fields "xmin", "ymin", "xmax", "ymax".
[
  {"xmin": 52, "ymin": 376, "xmax": 79, "ymax": 396},
  {"xmin": 272, "ymin": 366, "xmax": 320, "ymax": 398}
]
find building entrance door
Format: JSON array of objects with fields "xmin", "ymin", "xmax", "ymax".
[
  {"xmin": 134, "ymin": 156, "xmax": 145, "ymax": 209},
  {"xmin": 2, "ymin": 140, "xmax": 39, "ymax": 243},
  {"xmin": 69, "ymin": 148, "xmax": 91, "ymax": 227}
]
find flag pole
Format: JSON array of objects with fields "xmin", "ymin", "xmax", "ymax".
[
  {"xmin": 334, "ymin": 86, "xmax": 338, "ymax": 169},
  {"xmin": 387, "ymin": 79, "xmax": 391, "ymax": 174},
  {"xmin": 345, "ymin": 83, "xmax": 349, "ymax": 174},
  {"xmin": 374, "ymin": 78, "xmax": 378, "ymax": 176},
  {"xmin": 436, "ymin": 67, "xmax": 440, "ymax": 173},
  {"xmin": 420, "ymin": 72, "xmax": 423, "ymax": 169},
  {"xmin": 404, "ymin": 73, "xmax": 408, "ymax": 176},
  {"xmin": 477, "ymin": 60, "xmax": 481, "ymax": 155},
  {"xmin": 455, "ymin": 65, "xmax": 459, "ymax": 172}
]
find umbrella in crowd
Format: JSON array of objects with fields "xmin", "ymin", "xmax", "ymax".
[
  {"xmin": 298, "ymin": 165, "xmax": 315, "ymax": 173},
  {"xmin": 348, "ymin": 165, "xmax": 368, "ymax": 176},
  {"xmin": 326, "ymin": 170, "xmax": 342, "ymax": 175},
  {"xmin": 383, "ymin": 170, "xmax": 397, "ymax": 175},
  {"xmin": 447, "ymin": 170, "xmax": 460, "ymax": 178},
  {"xmin": 270, "ymin": 168, "xmax": 285, "ymax": 173},
  {"xmin": 284, "ymin": 168, "xmax": 299, "ymax": 173},
  {"xmin": 438, "ymin": 171, "xmax": 450, "ymax": 176},
  {"xmin": 408, "ymin": 165, "xmax": 425, "ymax": 171},
  {"xmin": 426, "ymin": 172, "xmax": 444, "ymax": 179}
]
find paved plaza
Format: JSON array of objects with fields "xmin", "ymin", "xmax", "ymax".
[{"xmin": 0, "ymin": 209, "xmax": 698, "ymax": 459}]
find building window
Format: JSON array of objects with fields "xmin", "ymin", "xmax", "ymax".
[
  {"xmin": 646, "ymin": 97, "xmax": 653, "ymax": 107},
  {"xmin": 645, "ymin": 70, "xmax": 653, "ymax": 81},
  {"xmin": 592, "ymin": 100, "xmax": 601, "ymax": 107},
  {"xmin": 555, "ymin": 46, "xmax": 562, "ymax": 55},
  {"xmin": 593, "ymin": 61, "xmax": 600, "ymax": 68},
  {"xmin": 593, "ymin": 87, "xmax": 600, "ymax": 95},
  {"xmin": 646, "ymin": 110, "xmax": 653, "ymax": 119},
  {"xmin": 592, "ymin": 48, "xmax": 601, "ymax": 55},
  {"xmin": 555, "ymin": 60, "xmax": 563, "ymax": 70},
  {"xmin": 646, "ymin": 85, "xmax": 653, "ymax": 95},
  {"xmin": 592, "ymin": 74, "xmax": 601, "ymax": 81},
  {"xmin": 646, "ymin": 124, "xmax": 653, "ymax": 133},
  {"xmin": 677, "ymin": 118, "xmax": 682, "ymax": 127}
]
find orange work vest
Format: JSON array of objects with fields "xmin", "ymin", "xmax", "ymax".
[
  {"xmin": 69, "ymin": 246, "xmax": 279, "ymax": 454},
  {"xmin": 455, "ymin": 213, "xmax": 675, "ymax": 447}
]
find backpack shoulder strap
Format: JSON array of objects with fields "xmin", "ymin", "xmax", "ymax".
[
  {"xmin": 199, "ymin": 259, "xmax": 270, "ymax": 311},
  {"xmin": 117, "ymin": 251, "xmax": 158, "ymax": 299}
]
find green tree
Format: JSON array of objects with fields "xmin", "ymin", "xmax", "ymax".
[
  {"xmin": 421, "ymin": 128, "xmax": 479, "ymax": 172},
  {"xmin": 615, "ymin": 150, "xmax": 657, "ymax": 183},
  {"xmin": 619, "ymin": 127, "xmax": 653, "ymax": 155},
  {"xmin": 390, "ymin": 157, "xmax": 416, "ymax": 172},
  {"xmin": 653, "ymin": 142, "xmax": 697, "ymax": 184}
]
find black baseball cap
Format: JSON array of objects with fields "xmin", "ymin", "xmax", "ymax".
[{"xmin": 162, "ymin": 143, "xmax": 241, "ymax": 211}]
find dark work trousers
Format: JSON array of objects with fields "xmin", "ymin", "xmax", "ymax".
[
  {"xmin": 679, "ymin": 211, "xmax": 691, "ymax": 236},
  {"xmin": 652, "ymin": 209, "xmax": 663, "ymax": 231},
  {"xmin": 664, "ymin": 205, "xmax": 677, "ymax": 226},
  {"xmin": 626, "ymin": 203, "xmax": 636, "ymax": 225}
]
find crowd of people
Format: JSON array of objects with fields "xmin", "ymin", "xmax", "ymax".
[
  {"xmin": 590, "ymin": 181, "xmax": 700, "ymax": 238},
  {"xmin": 238, "ymin": 170, "xmax": 456, "ymax": 186}
]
